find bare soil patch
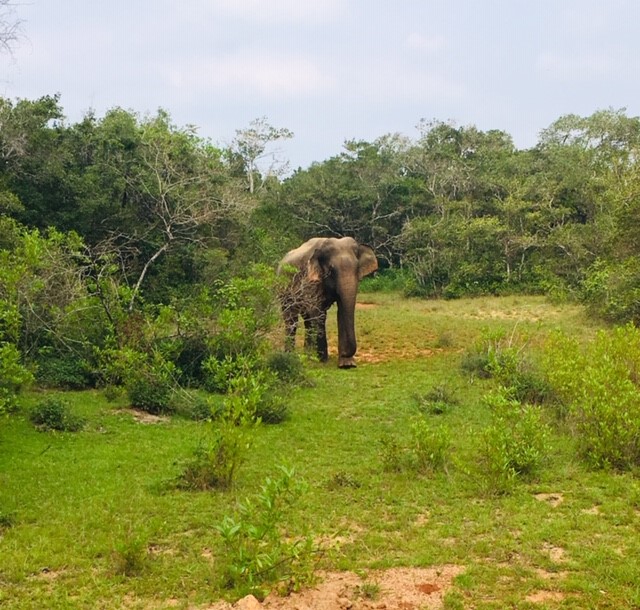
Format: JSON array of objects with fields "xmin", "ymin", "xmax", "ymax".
[
  {"xmin": 118, "ymin": 408, "xmax": 170, "ymax": 424},
  {"xmin": 207, "ymin": 565, "xmax": 464, "ymax": 610}
]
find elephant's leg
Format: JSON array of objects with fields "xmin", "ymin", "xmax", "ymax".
[{"xmin": 303, "ymin": 312, "xmax": 328, "ymax": 361}]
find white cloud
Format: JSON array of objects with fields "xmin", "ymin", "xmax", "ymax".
[
  {"xmin": 166, "ymin": 53, "xmax": 334, "ymax": 99},
  {"xmin": 406, "ymin": 33, "xmax": 445, "ymax": 53}
]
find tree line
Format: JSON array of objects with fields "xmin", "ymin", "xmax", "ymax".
[{"xmin": 1, "ymin": 95, "xmax": 639, "ymax": 404}]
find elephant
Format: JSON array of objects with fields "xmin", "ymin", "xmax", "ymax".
[{"xmin": 278, "ymin": 237, "xmax": 378, "ymax": 368}]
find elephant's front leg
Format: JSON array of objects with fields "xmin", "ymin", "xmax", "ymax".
[{"xmin": 303, "ymin": 312, "xmax": 328, "ymax": 362}]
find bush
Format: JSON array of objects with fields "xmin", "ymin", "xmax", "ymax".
[
  {"xmin": 202, "ymin": 354, "xmax": 257, "ymax": 394},
  {"xmin": 29, "ymin": 397, "xmax": 85, "ymax": 432},
  {"xmin": 225, "ymin": 371, "xmax": 290, "ymax": 425},
  {"xmin": 126, "ymin": 354, "xmax": 176, "ymax": 414},
  {"xmin": 265, "ymin": 351, "xmax": 306, "ymax": 385},
  {"xmin": 0, "ymin": 342, "xmax": 33, "ymax": 415},
  {"xmin": 544, "ymin": 325, "xmax": 640, "ymax": 469},
  {"xmin": 35, "ymin": 353, "xmax": 94, "ymax": 389},
  {"xmin": 481, "ymin": 388, "xmax": 550, "ymax": 494}
]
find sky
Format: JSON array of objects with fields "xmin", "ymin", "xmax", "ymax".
[{"xmin": 2, "ymin": 0, "xmax": 640, "ymax": 172}]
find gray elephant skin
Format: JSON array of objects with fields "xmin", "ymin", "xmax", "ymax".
[{"xmin": 278, "ymin": 237, "xmax": 378, "ymax": 368}]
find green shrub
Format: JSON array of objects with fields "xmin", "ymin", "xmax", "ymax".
[
  {"xmin": 112, "ymin": 532, "xmax": 149, "ymax": 577},
  {"xmin": 126, "ymin": 354, "xmax": 176, "ymax": 414},
  {"xmin": 202, "ymin": 354, "xmax": 257, "ymax": 394},
  {"xmin": 215, "ymin": 465, "xmax": 318, "ymax": 598},
  {"xmin": 0, "ymin": 342, "xmax": 33, "ymax": 414},
  {"xmin": 265, "ymin": 351, "xmax": 306, "ymax": 385},
  {"xmin": 35, "ymin": 353, "xmax": 94, "ymax": 389},
  {"xmin": 480, "ymin": 388, "xmax": 550, "ymax": 494},
  {"xmin": 29, "ymin": 397, "xmax": 85, "ymax": 432},
  {"xmin": 225, "ymin": 371, "xmax": 290, "ymax": 425},
  {"xmin": 544, "ymin": 325, "xmax": 640, "ymax": 469},
  {"xmin": 178, "ymin": 422, "xmax": 250, "ymax": 491}
]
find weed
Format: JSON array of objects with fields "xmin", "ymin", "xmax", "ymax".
[
  {"xmin": 178, "ymin": 422, "xmax": 252, "ymax": 491},
  {"xmin": 215, "ymin": 465, "xmax": 320, "ymax": 599},
  {"xmin": 112, "ymin": 532, "xmax": 149, "ymax": 577},
  {"xmin": 414, "ymin": 383, "xmax": 459, "ymax": 415},
  {"xmin": 326, "ymin": 470, "xmax": 362, "ymax": 490},
  {"xmin": 357, "ymin": 580, "xmax": 381, "ymax": 600},
  {"xmin": 29, "ymin": 397, "xmax": 85, "ymax": 432},
  {"xmin": 411, "ymin": 419, "xmax": 451, "ymax": 474}
]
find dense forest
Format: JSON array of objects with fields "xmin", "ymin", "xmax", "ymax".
[{"xmin": 1, "ymin": 95, "xmax": 640, "ymax": 407}]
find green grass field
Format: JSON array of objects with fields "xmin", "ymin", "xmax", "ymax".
[{"xmin": 2, "ymin": 294, "xmax": 639, "ymax": 609}]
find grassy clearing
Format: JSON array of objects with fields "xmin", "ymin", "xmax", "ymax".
[{"xmin": 2, "ymin": 294, "xmax": 640, "ymax": 609}]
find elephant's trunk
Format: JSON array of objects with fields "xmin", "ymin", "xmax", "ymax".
[{"xmin": 336, "ymin": 285, "xmax": 358, "ymax": 368}]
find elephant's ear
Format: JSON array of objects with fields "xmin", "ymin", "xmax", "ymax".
[
  {"xmin": 306, "ymin": 251, "xmax": 324, "ymax": 282},
  {"xmin": 357, "ymin": 245, "xmax": 378, "ymax": 279}
]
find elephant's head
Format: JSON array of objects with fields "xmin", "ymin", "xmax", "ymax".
[{"xmin": 306, "ymin": 237, "xmax": 378, "ymax": 367}]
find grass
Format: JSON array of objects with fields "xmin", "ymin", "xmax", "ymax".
[{"xmin": 2, "ymin": 293, "xmax": 639, "ymax": 608}]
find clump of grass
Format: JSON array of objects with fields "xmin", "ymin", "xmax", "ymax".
[
  {"xmin": 29, "ymin": 397, "xmax": 85, "ymax": 432},
  {"xmin": 381, "ymin": 419, "xmax": 451, "ymax": 475},
  {"xmin": 413, "ymin": 383, "xmax": 459, "ymax": 415},
  {"xmin": 326, "ymin": 470, "xmax": 362, "ymax": 490},
  {"xmin": 112, "ymin": 532, "xmax": 149, "ymax": 577}
]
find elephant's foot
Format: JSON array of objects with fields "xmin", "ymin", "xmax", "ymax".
[{"xmin": 338, "ymin": 356, "xmax": 357, "ymax": 369}]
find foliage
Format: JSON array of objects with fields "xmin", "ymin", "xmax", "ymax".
[
  {"xmin": 480, "ymin": 387, "xmax": 550, "ymax": 494},
  {"xmin": 0, "ymin": 341, "xmax": 33, "ymax": 414},
  {"xmin": 125, "ymin": 352, "xmax": 176, "ymax": 414},
  {"xmin": 413, "ymin": 383, "xmax": 459, "ymax": 415},
  {"xmin": 381, "ymin": 418, "xmax": 451, "ymax": 475},
  {"xmin": 29, "ymin": 396, "xmax": 85, "ymax": 432},
  {"xmin": 544, "ymin": 325, "xmax": 640, "ymax": 469},
  {"xmin": 178, "ymin": 421, "xmax": 252, "ymax": 491},
  {"xmin": 34, "ymin": 351, "xmax": 94, "ymax": 390},
  {"xmin": 461, "ymin": 327, "xmax": 550, "ymax": 403},
  {"xmin": 215, "ymin": 465, "xmax": 319, "ymax": 599}
]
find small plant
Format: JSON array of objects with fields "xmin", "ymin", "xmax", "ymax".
[
  {"xmin": 414, "ymin": 383, "xmax": 459, "ymax": 415},
  {"xmin": 480, "ymin": 387, "xmax": 550, "ymax": 494},
  {"xmin": 29, "ymin": 397, "xmax": 85, "ymax": 432},
  {"xmin": 411, "ymin": 418, "xmax": 451, "ymax": 474},
  {"xmin": 380, "ymin": 434, "xmax": 407, "ymax": 473},
  {"xmin": 178, "ymin": 422, "xmax": 252, "ymax": 491},
  {"xmin": 357, "ymin": 581, "xmax": 381, "ymax": 601},
  {"xmin": 215, "ymin": 465, "xmax": 320, "ymax": 599},
  {"xmin": 112, "ymin": 532, "xmax": 149, "ymax": 577}
]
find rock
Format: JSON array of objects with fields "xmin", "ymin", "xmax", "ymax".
[{"xmin": 234, "ymin": 594, "xmax": 263, "ymax": 610}]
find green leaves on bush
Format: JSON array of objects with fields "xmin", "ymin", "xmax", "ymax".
[
  {"xmin": 0, "ymin": 342, "xmax": 33, "ymax": 415},
  {"xmin": 544, "ymin": 324, "xmax": 640, "ymax": 470},
  {"xmin": 480, "ymin": 388, "xmax": 550, "ymax": 494},
  {"xmin": 125, "ymin": 354, "xmax": 176, "ymax": 414},
  {"xmin": 29, "ymin": 397, "xmax": 85, "ymax": 432},
  {"xmin": 215, "ymin": 465, "xmax": 319, "ymax": 599}
]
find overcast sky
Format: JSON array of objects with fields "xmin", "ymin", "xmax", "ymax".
[{"xmin": 2, "ymin": 0, "xmax": 639, "ymax": 171}]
